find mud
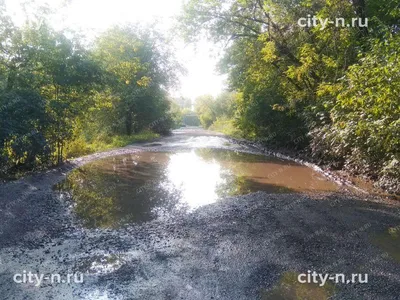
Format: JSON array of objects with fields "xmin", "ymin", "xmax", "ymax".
[{"xmin": 0, "ymin": 128, "xmax": 399, "ymax": 300}]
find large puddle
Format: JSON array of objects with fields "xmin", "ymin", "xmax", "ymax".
[{"xmin": 57, "ymin": 149, "xmax": 338, "ymax": 228}]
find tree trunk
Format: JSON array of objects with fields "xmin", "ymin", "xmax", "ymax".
[
  {"xmin": 125, "ymin": 112, "xmax": 132, "ymax": 135},
  {"xmin": 352, "ymin": 0, "xmax": 368, "ymax": 36}
]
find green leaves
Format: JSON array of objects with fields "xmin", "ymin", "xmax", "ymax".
[
  {"xmin": 91, "ymin": 26, "xmax": 180, "ymax": 136},
  {"xmin": 180, "ymin": 0, "xmax": 400, "ymax": 192},
  {"xmin": 0, "ymin": 16, "xmax": 180, "ymax": 176},
  {"xmin": 310, "ymin": 34, "xmax": 400, "ymax": 191}
]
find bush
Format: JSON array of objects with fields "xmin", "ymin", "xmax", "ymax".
[
  {"xmin": 66, "ymin": 137, "xmax": 93, "ymax": 158},
  {"xmin": 310, "ymin": 35, "xmax": 400, "ymax": 192},
  {"xmin": 65, "ymin": 131, "xmax": 159, "ymax": 159},
  {"xmin": 150, "ymin": 115, "xmax": 174, "ymax": 135},
  {"xmin": 209, "ymin": 116, "xmax": 242, "ymax": 137}
]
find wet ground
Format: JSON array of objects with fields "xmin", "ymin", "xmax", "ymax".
[
  {"xmin": 0, "ymin": 128, "xmax": 399, "ymax": 299},
  {"xmin": 57, "ymin": 148, "xmax": 338, "ymax": 228}
]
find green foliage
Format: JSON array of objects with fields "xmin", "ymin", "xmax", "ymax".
[
  {"xmin": 195, "ymin": 92, "xmax": 237, "ymax": 129},
  {"xmin": 0, "ymin": 90, "xmax": 50, "ymax": 173},
  {"xmin": 181, "ymin": 0, "xmax": 400, "ymax": 192},
  {"xmin": 310, "ymin": 35, "xmax": 400, "ymax": 192},
  {"xmin": 169, "ymin": 100, "xmax": 184, "ymax": 128},
  {"xmin": 195, "ymin": 94, "xmax": 217, "ymax": 128},
  {"xmin": 91, "ymin": 26, "xmax": 180, "ymax": 136},
  {"xmin": 209, "ymin": 116, "xmax": 242, "ymax": 138},
  {"xmin": 66, "ymin": 131, "xmax": 159, "ymax": 159},
  {"xmin": 0, "ymin": 15, "xmax": 180, "ymax": 177},
  {"xmin": 182, "ymin": 114, "xmax": 201, "ymax": 126}
]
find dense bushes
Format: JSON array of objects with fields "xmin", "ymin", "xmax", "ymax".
[
  {"xmin": 310, "ymin": 36, "xmax": 400, "ymax": 192},
  {"xmin": 0, "ymin": 15, "xmax": 180, "ymax": 177},
  {"xmin": 0, "ymin": 90, "xmax": 51, "ymax": 173},
  {"xmin": 183, "ymin": 0, "xmax": 400, "ymax": 193}
]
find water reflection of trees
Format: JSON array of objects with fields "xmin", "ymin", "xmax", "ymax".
[
  {"xmin": 216, "ymin": 174, "xmax": 294, "ymax": 197},
  {"xmin": 195, "ymin": 148, "xmax": 271, "ymax": 163},
  {"xmin": 56, "ymin": 151, "xmax": 299, "ymax": 228},
  {"xmin": 58, "ymin": 167, "xmax": 119, "ymax": 228},
  {"xmin": 58, "ymin": 156, "xmax": 183, "ymax": 228}
]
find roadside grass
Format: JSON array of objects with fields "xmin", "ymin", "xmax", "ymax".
[
  {"xmin": 209, "ymin": 116, "xmax": 242, "ymax": 138},
  {"xmin": 261, "ymin": 272, "xmax": 335, "ymax": 300},
  {"xmin": 0, "ymin": 131, "xmax": 159, "ymax": 181},
  {"xmin": 371, "ymin": 227, "xmax": 400, "ymax": 262},
  {"xmin": 66, "ymin": 131, "xmax": 159, "ymax": 159}
]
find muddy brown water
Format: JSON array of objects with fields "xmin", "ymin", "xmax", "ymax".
[{"xmin": 57, "ymin": 149, "xmax": 338, "ymax": 228}]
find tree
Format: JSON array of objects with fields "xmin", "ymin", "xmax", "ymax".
[
  {"xmin": 195, "ymin": 95, "xmax": 216, "ymax": 128},
  {"xmin": 180, "ymin": 0, "xmax": 400, "ymax": 191},
  {"xmin": 92, "ymin": 26, "xmax": 181, "ymax": 135}
]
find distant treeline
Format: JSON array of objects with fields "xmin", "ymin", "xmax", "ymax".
[{"xmin": 183, "ymin": 114, "xmax": 200, "ymax": 126}]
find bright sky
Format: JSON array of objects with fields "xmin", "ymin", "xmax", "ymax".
[{"xmin": 4, "ymin": 0, "xmax": 227, "ymax": 101}]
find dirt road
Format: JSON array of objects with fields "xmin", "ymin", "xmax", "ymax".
[{"xmin": 0, "ymin": 128, "xmax": 399, "ymax": 299}]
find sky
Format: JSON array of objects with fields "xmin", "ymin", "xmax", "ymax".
[{"xmin": 4, "ymin": 0, "xmax": 227, "ymax": 101}]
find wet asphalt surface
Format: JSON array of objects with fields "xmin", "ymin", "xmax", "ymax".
[{"xmin": 0, "ymin": 128, "xmax": 399, "ymax": 300}]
